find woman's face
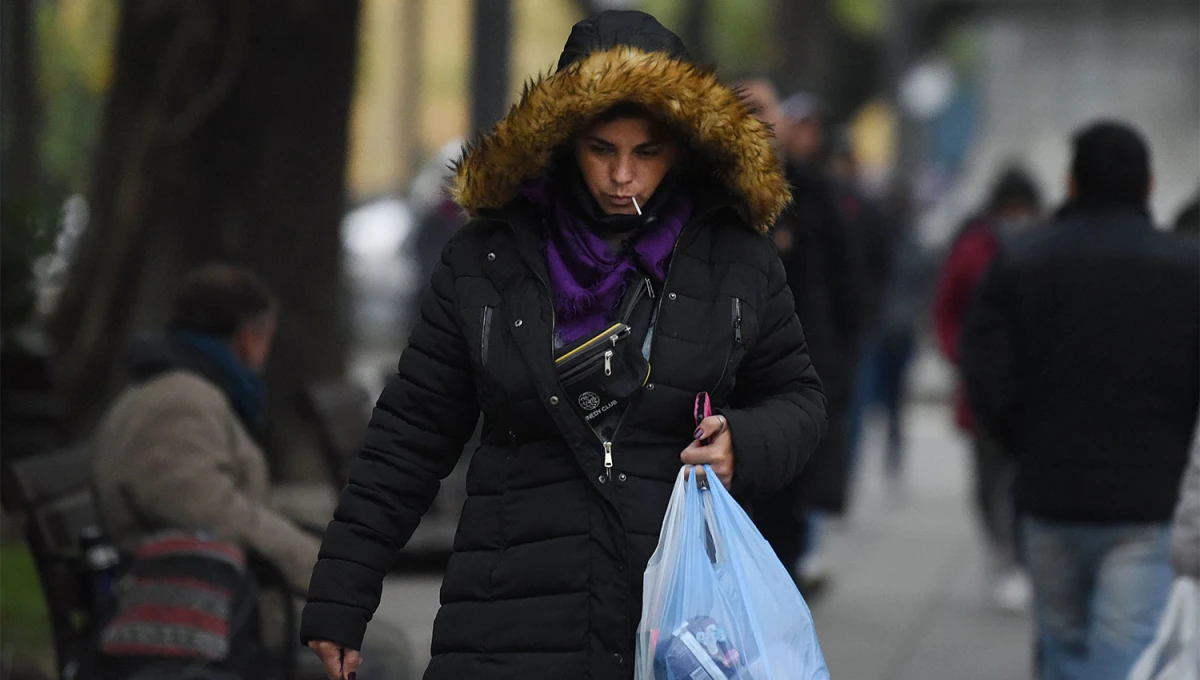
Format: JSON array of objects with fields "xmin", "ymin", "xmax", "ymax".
[{"xmin": 574, "ymin": 115, "xmax": 679, "ymax": 215}]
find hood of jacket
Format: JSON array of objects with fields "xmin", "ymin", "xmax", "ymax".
[{"xmin": 452, "ymin": 10, "xmax": 790, "ymax": 233}]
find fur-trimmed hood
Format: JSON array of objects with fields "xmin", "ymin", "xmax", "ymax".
[{"xmin": 452, "ymin": 12, "xmax": 790, "ymax": 233}]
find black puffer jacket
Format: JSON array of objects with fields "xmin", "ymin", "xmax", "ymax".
[{"xmin": 301, "ymin": 11, "xmax": 828, "ymax": 679}]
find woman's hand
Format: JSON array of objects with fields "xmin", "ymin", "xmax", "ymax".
[
  {"xmin": 681, "ymin": 414, "xmax": 735, "ymax": 489},
  {"xmin": 308, "ymin": 640, "xmax": 361, "ymax": 680}
]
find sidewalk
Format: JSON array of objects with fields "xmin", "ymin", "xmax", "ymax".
[
  {"xmin": 807, "ymin": 401, "xmax": 1034, "ymax": 680},
  {"xmin": 372, "ymin": 399, "xmax": 1035, "ymax": 680}
]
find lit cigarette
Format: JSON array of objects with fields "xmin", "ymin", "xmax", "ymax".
[{"xmin": 632, "ymin": 196, "xmax": 642, "ymax": 215}]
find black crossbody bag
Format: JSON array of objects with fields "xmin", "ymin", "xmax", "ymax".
[{"xmin": 554, "ymin": 275, "xmax": 656, "ymax": 441}]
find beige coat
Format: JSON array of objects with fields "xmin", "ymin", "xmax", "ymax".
[{"xmin": 92, "ymin": 370, "xmax": 320, "ymax": 593}]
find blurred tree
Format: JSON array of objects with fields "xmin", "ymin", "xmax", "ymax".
[
  {"xmin": 1, "ymin": 0, "xmax": 46, "ymax": 346},
  {"xmin": 680, "ymin": 0, "xmax": 712, "ymax": 65},
  {"xmin": 773, "ymin": 0, "xmax": 883, "ymax": 121},
  {"xmin": 470, "ymin": 0, "xmax": 512, "ymax": 135},
  {"xmin": 49, "ymin": 1, "xmax": 361, "ymax": 479},
  {"xmin": 34, "ymin": 0, "xmax": 116, "ymax": 197},
  {"xmin": 2, "ymin": 0, "xmax": 39, "ymax": 205}
]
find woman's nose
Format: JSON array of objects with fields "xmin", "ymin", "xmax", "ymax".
[{"xmin": 611, "ymin": 156, "xmax": 634, "ymax": 186}]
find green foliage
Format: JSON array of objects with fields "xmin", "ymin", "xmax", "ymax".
[
  {"xmin": 634, "ymin": 0, "xmax": 772, "ymax": 72},
  {"xmin": 34, "ymin": 0, "xmax": 116, "ymax": 195},
  {"xmin": 709, "ymin": 0, "xmax": 771, "ymax": 72},
  {"xmin": 0, "ymin": 543, "xmax": 54, "ymax": 672},
  {"xmin": 832, "ymin": 0, "xmax": 886, "ymax": 38}
]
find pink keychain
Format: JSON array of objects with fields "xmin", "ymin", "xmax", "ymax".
[
  {"xmin": 693, "ymin": 392, "xmax": 713, "ymax": 444},
  {"xmin": 693, "ymin": 392, "xmax": 713, "ymax": 489}
]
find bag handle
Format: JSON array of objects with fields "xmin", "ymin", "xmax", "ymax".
[{"xmin": 1127, "ymin": 576, "xmax": 1200, "ymax": 680}]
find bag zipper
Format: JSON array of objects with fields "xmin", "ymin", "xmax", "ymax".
[
  {"xmin": 554, "ymin": 323, "xmax": 630, "ymax": 369},
  {"xmin": 506, "ymin": 209, "xmax": 715, "ymax": 485},
  {"xmin": 480, "ymin": 306, "xmax": 493, "ymax": 367}
]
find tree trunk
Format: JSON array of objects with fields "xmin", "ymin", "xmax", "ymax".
[
  {"xmin": 50, "ymin": 0, "xmax": 360, "ymax": 479},
  {"xmin": 1, "ymin": 0, "xmax": 39, "ymax": 204},
  {"xmin": 773, "ymin": 0, "xmax": 882, "ymax": 121},
  {"xmin": 470, "ymin": 0, "xmax": 512, "ymax": 136},
  {"xmin": 774, "ymin": 0, "xmax": 834, "ymax": 94}
]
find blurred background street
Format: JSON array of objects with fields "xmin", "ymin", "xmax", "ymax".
[{"xmin": 2, "ymin": 0, "xmax": 1196, "ymax": 678}]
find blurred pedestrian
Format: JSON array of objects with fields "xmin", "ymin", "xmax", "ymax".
[
  {"xmin": 1172, "ymin": 192, "xmax": 1199, "ymax": 236},
  {"xmin": 960, "ymin": 121, "xmax": 1200, "ymax": 680},
  {"xmin": 301, "ymin": 11, "xmax": 827, "ymax": 680},
  {"xmin": 849, "ymin": 221, "xmax": 935, "ymax": 488},
  {"xmin": 91, "ymin": 263, "xmax": 409, "ymax": 679},
  {"xmin": 933, "ymin": 166, "xmax": 1042, "ymax": 611},
  {"xmin": 745, "ymin": 91, "xmax": 867, "ymax": 597},
  {"xmin": 830, "ymin": 129, "xmax": 930, "ymax": 491},
  {"xmin": 409, "ymin": 139, "xmax": 468, "ymax": 292}
]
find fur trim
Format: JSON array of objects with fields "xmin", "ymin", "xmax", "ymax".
[{"xmin": 452, "ymin": 47, "xmax": 790, "ymax": 233}]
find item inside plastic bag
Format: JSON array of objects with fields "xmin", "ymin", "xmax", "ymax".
[{"xmin": 635, "ymin": 395, "xmax": 829, "ymax": 679}]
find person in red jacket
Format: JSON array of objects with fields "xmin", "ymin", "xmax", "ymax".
[{"xmin": 934, "ymin": 167, "xmax": 1042, "ymax": 611}]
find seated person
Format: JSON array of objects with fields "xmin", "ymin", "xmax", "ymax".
[
  {"xmin": 92, "ymin": 263, "xmax": 411, "ymax": 679},
  {"xmin": 92, "ymin": 262, "xmax": 319, "ymax": 593}
]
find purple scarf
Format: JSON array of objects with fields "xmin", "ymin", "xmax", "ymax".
[{"xmin": 523, "ymin": 181, "xmax": 693, "ymax": 346}]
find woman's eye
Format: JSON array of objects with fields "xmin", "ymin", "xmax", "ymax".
[
  {"xmin": 590, "ymin": 145, "xmax": 613, "ymax": 155},
  {"xmin": 637, "ymin": 147, "xmax": 662, "ymax": 158}
]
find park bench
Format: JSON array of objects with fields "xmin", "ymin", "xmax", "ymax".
[
  {"xmin": 2, "ymin": 443, "xmax": 105, "ymax": 680},
  {"xmin": 3, "ymin": 444, "xmax": 311, "ymax": 680}
]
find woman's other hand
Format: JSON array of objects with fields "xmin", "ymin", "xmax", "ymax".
[
  {"xmin": 681, "ymin": 415, "xmax": 735, "ymax": 489},
  {"xmin": 308, "ymin": 640, "xmax": 361, "ymax": 680}
]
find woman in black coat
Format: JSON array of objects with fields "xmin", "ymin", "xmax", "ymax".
[{"xmin": 303, "ymin": 11, "xmax": 827, "ymax": 680}]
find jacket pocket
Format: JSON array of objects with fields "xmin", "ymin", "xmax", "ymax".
[{"xmin": 480, "ymin": 306, "xmax": 493, "ymax": 368}]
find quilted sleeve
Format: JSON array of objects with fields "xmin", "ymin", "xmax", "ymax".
[
  {"xmin": 300, "ymin": 240, "xmax": 480, "ymax": 650},
  {"xmin": 720, "ymin": 250, "xmax": 829, "ymax": 498}
]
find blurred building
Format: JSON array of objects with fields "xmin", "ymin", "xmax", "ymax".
[{"xmin": 917, "ymin": 0, "xmax": 1199, "ymax": 241}]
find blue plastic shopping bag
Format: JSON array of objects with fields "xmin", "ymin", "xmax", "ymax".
[{"xmin": 634, "ymin": 395, "xmax": 830, "ymax": 679}]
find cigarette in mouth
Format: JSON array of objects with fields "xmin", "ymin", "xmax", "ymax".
[{"xmin": 632, "ymin": 196, "xmax": 642, "ymax": 215}]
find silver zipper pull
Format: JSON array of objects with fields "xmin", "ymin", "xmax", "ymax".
[
  {"xmin": 733, "ymin": 298, "xmax": 743, "ymax": 344},
  {"xmin": 603, "ymin": 441, "xmax": 613, "ymax": 479},
  {"xmin": 644, "ymin": 277, "xmax": 655, "ymax": 299},
  {"xmin": 604, "ymin": 349, "xmax": 613, "ymax": 376}
]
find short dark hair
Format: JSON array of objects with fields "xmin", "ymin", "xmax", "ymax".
[
  {"xmin": 168, "ymin": 263, "xmax": 277, "ymax": 339},
  {"xmin": 591, "ymin": 101, "xmax": 658, "ymax": 126},
  {"xmin": 1071, "ymin": 121, "xmax": 1150, "ymax": 208},
  {"xmin": 988, "ymin": 167, "xmax": 1042, "ymax": 214}
]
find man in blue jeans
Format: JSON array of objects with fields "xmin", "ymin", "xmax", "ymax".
[{"xmin": 959, "ymin": 121, "xmax": 1199, "ymax": 680}]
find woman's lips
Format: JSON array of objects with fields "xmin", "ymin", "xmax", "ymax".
[{"xmin": 606, "ymin": 195, "xmax": 635, "ymax": 207}]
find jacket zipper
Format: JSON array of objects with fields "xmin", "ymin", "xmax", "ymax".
[
  {"xmin": 599, "ymin": 213, "xmax": 715, "ymax": 481},
  {"xmin": 711, "ymin": 297, "xmax": 742, "ymax": 393},
  {"xmin": 480, "ymin": 306, "xmax": 493, "ymax": 367},
  {"xmin": 733, "ymin": 297, "xmax": 743, "ymax": 344}
]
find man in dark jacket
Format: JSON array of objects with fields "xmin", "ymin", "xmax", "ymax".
[{"xmin": 960, "ymin": 121, "xmax": 1199, "ymax": 680}]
